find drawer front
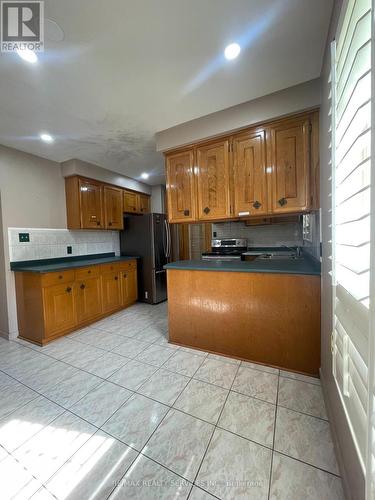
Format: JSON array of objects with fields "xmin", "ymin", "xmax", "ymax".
[
  {"xmin": 75, "ymin": 266, "xmax": 100, "ymax": 280},
  {"xmin": 41, "ymin": 270, "xmax": 75, "ymax": 287},
  {"xmin": 118, "ymin": 260, "xmax": 137, "ymax": 271}
]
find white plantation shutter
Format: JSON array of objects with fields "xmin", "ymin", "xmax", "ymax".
[{"xmin": 331, "ymin": 0, "xmax": 374, "ymax": 492}]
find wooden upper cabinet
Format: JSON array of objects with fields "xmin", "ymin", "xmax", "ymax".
[
  {"xmin": 269, "ymin": 117, "xmax": 311, "ymax": 214},
  {"xmin": 104, "ymin": 186, "xmax": 123, "ymax": 229},
  {"xmin": 166, "ymin": 150, "xmax": 196, "ymax": 222},
  {"xmin": 196, "ymin": 140, "xmax": 230, "ymax": 220},
  {"xmin": 233, "ymin": 130, "xmax": 268, "ymax": 217},
  {"xmin": 123, "ymin": 191, "xmax": 139, "ymax": 213},
  {"xmin": 79, "ymin": 178, "xmax": 104, "ymax": 229},
  {"xmin": 139, "ymin": 194, "xmax": 150, "ymax": 214}
]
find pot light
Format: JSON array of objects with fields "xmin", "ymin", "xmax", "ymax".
[
  {"xmin": 16, "ymin": 49, "xmax": 38, "ymax": 64},
  {"xmin": 40, "ymin": 133, "xmax": 54, "ymax": 143},
  {"xmin": 224, "ymin": 43, "xmax": 241, "ymax": 60},
  {"xmin": 141, "ymin": 173, "xmax": 149, "ymax": 180}
]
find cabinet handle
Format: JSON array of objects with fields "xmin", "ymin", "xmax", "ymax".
[
  {"xmin": 278, "ymin": 197, "xmax": 287, "ymax": 207},
  {"xmin": 114, "ymin": 276, "xmax": 118, "ymax": 281},
  {"xmin": 203, "ymin": 207, "xmax": 210, "ymax": 214},
  {"xmin": 66, "ymin": 287, "xmax": 72, "ymax": 293},
  {"xmin": 58, "ymin": 275, "xmax": 63, "ymax": 280},
  {"xmin": 96, "ymin": 221, "xmax": 101, "ymax": 226},
  {"xmin": 253, "ymin": 201, "xmax": 261, "ymax": 209},
  {"xmin": 88, "ymin": 270, "xmax": 91, "ymax": 274},
  {"xmin": 108, "ymin": 222, "xmax": 112, "ymax": 226},
  {"xmin": 183, "ymin": 209, "xmax": 190, "ymax": 216},
  {"xmin": 80, "ymin": 284, "xmax": 85, "ymax": 290},
  {"xmin": 123, "ymin": 273, "xmax": 127, "ymax": 278}
]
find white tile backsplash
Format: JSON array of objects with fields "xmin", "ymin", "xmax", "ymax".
[
  {"xmin": 8, "ymin": 228, "xmax": 120, "ymax": 262},
  {"xmin": 212, "ymin": 220, "xmax": 303, "ymax": 248}
]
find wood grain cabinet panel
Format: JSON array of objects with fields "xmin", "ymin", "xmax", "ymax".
[
  {"xmin": 233, "ymin": 130, "xmax": 268, "ymax": 217},
  {"xmin": 104, "ymin": 186, "xmax": 123, "ymax": 229},
  {"xmin": 79, "ymin": 178, "xmax": 104, "ymax": 229},
  {"xmin": 75, "ymin": 276, "xmax": 102, "ymax": 324},
  {"xmin": 269, "ymin": 118, "xmax": 311, "ymax": 214},
  {"xmin": 122, "ymin": 269, "xmax": 137, "ymax": 306},
  {"xmin": 139, "ymin": 194, "xmax": 150, "ymax": 214},
  {"xmin": 102, "ymin": 271, "xmax": 122, "ymax": 313},
  {"xmin": 43, "ymin": 282, "xmax": 76, "ymax": 338},
  {"xmin": 196, "ymin": 140, "xmax": 230, "ymax": 220},
  {"xmin": 166, "ymin": 150, "xmax": 196, "ymax": 222},
  {"xmin": 123, "ymin": 190, "xmax": 139, "ymax": 213}
]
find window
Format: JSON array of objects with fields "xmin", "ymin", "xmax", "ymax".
[{"xmin": 331, "ymin": 0, "xmax": 374, "ymax": 495}]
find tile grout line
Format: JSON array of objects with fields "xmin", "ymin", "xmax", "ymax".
[{"xmin": 267, "ymin": 371, "xmax": 280, "ymax": 500}]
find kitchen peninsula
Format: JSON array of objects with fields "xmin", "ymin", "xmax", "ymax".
[{"xmin": 165, "ymin": 253, "xmax": 321, "ymax": 376}]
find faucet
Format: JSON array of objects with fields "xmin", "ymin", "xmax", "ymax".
[{"xmin": 281, "ymin": 245, "xmax": 302, "ymax": 257}]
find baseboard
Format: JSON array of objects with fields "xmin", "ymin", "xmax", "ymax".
[
  {"xmin": 0, "ymin": 329, "xmax": 10, "ymax": 340},
  {"xmin": 320, "ymin": 368, "xmax": 364, "ymax": 500}
]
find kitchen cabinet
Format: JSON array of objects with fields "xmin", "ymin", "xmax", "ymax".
[
  {"xmin": 14, "ymin": 259, "xmax": 138, "ymax": 345},
  {"xmin": 43, "ymin": 282, "xmax": 76, "ymax": 338},
  {"xmin": 122, "ymin": 268, "xmax": 137, "ymax": 306},
  {"xmin": 104, "ymin": 186, "xmax": 124, "ymax": 229},
  {"xmin": 196, "ymin": 139, "xmax": 231, "ymax": 220},
  {"xmin": 123, "ymin": 190, "xmax": 151, "ymax": 214},
  {"xmin": 232, "ymin": 130, "xmax": 268, "ymax": 217},
  {"xmin": 166, "ymin": 149, "xmax": 196, "ymax": 222},
  {"xmin": 75, "ymin": 274, "xmax": 102, "ymax": 324},
  {"xmin": 101, "ymin": 271, "xmax": 122, "ymax": 313},
  {"xmin": 164, "ymin": 110, "xmax": 319, "ymax": 223},
  {"xmin": 269, "ymin": 116, "xmax": 310, "ymax": 214}
]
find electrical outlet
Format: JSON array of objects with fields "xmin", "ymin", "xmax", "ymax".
[
  {"xmin": 18, "ymin": 233, "xmax": 30, "ymax": 242},
  {"xmin": 213, "ymin": 231, "xmax": 217, "ymax": 238},
  {"xmin": 67, "ymin": 246, "xmax": 72, "ymax": 254}
]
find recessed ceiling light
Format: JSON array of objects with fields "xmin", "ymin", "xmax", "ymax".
[
  {"xmin": 224, "ymin": 43, "xmax": 241, "ymax": 60},
  {"xmin": 16, "ymin": 49, "xmax": 38, "ymax": 64},
  {"xmin": 141, "ymin": 173, "xmax": 149, "ymax": 180},
  {"xmin": 40, "ymin": 133, "xmax": 54, "ymax": 143}
]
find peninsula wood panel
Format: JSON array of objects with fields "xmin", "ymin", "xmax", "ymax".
[
  {"xmin": 167, "ymin": 269, "xmax": 321, "ymax": 375},
  {"xmin": 104, "ymin": 186, "xmax": 123, "ymax": 229},
  {"xmin": 270, "ymin": 117, "xmax": 310, "ymax": 214},
  {"xmin": 233, "ymin": 130, "xmax": 268, "ymax": 216},
  {"xmin": 196, "ymin": 140, "xmax": 230, "ymax": 220},
  {"xmin": 166, "ymin": 150, "xmax": 196, "ymax": 222}
]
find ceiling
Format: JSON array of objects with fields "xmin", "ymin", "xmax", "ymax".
[{"xmin": 0, "ymin": 0, "xmax": 333, "ymax": 185}]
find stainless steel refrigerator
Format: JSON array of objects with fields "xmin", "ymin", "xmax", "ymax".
[{"xmin": 120, "ymin": 213, "xmax": 171, "ymax": 304}]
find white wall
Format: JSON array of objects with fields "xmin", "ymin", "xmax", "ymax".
[
  {"xmin": 156, "ymin": 79, "xmax": 321, "ymax": 151},
  {"xmin": 151, "ymin": 185, "xmax": 166, "ymax": 214}
]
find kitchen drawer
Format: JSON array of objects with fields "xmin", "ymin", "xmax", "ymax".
[
  {"xmin": 100, "ymin": 262, "xmax": 122, "ymax": 274},
  {"xmin": 118, "ymin": 260, "xmax": 137, "ymax": 271},
  {"xmin": 75, "ymin": 266, "xmax": 100, "ymax": 280},
  {"xmin": 41, "ymin": 270, "xmax": 75, "ymax": 287}
]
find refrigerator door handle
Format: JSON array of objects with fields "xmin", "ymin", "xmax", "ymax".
[{"xmin": 164, "ymin": 219, "xmax": 169, "ymax": 258}]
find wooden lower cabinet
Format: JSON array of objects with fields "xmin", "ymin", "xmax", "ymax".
[
  {"xmin": 14, "ymin": 259, "xmax": 137, "ymax": 345},
  {"xmin": 102, "ymin": 271, "xmax": 122, "ymax": 313},
  {"xmin": 43, "ymin": 282, "xmax": 76, "ymax": 338},
  {"xmin": 121, "ymin": 269, "xmax": 137, "ymax": 306},
  {"xmin": 75, "ymin": 276, "xmax": 102, "ymax": 324}
]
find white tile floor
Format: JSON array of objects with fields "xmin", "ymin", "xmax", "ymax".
[{"xmin": 0, "ymin": 302, "xmax": 344, "ymax": 499}]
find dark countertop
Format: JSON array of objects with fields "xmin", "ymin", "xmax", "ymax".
[
  {"xmin": 11, "ymin": 253, "xmax": 138, "ymax": 273},
  {"xmin": 164, "ymin": 254, "xmax": 321, "ymax": 276}
]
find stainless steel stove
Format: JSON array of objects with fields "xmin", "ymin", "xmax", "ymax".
[{"xmin": 201, "ymin": 238, "xmax": 248, "ymax": 261}]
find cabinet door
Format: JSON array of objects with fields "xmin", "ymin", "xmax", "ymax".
[
  {"xmin": 270, "ymin": 118, "xmax": 310, "ymax": 213},
  {"xmin": 79, "ymin": 178, "xmax": 104, "ymax": 228},
  {"xmin": 101, "ymin": 271, "xmax": 122, "ymax": 313},
  {"xmin": 166, "ymin": 150, "xmax": 196, "ymax": 222},
  {"xmin": 233, "ymin": 130, "xmax": 268, "ymax": 216},
  {"xmin": 43, "ymin": 283, "xmax": 76, "ymax": 337},
  {"xmin": 139, "ymin": 194, "xmax": 150, "ymax": 214},
  {"xmin": 123, "ymin": 191, "xmax": 140, "ymax": 213},
  {"xmin": 104, "ymin": 186, "xmax": 123, "ymax": 229},
  {"xmin": 196, "ymin": 140, "xmax": 230, "ymax": 220},
  {"xmin": 122, "ymin": 269, "xmax": 137, "ymax": 306},
  {"xmin": 75, "ymin": 276, "xmax": 102, "ymax": 324}
]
